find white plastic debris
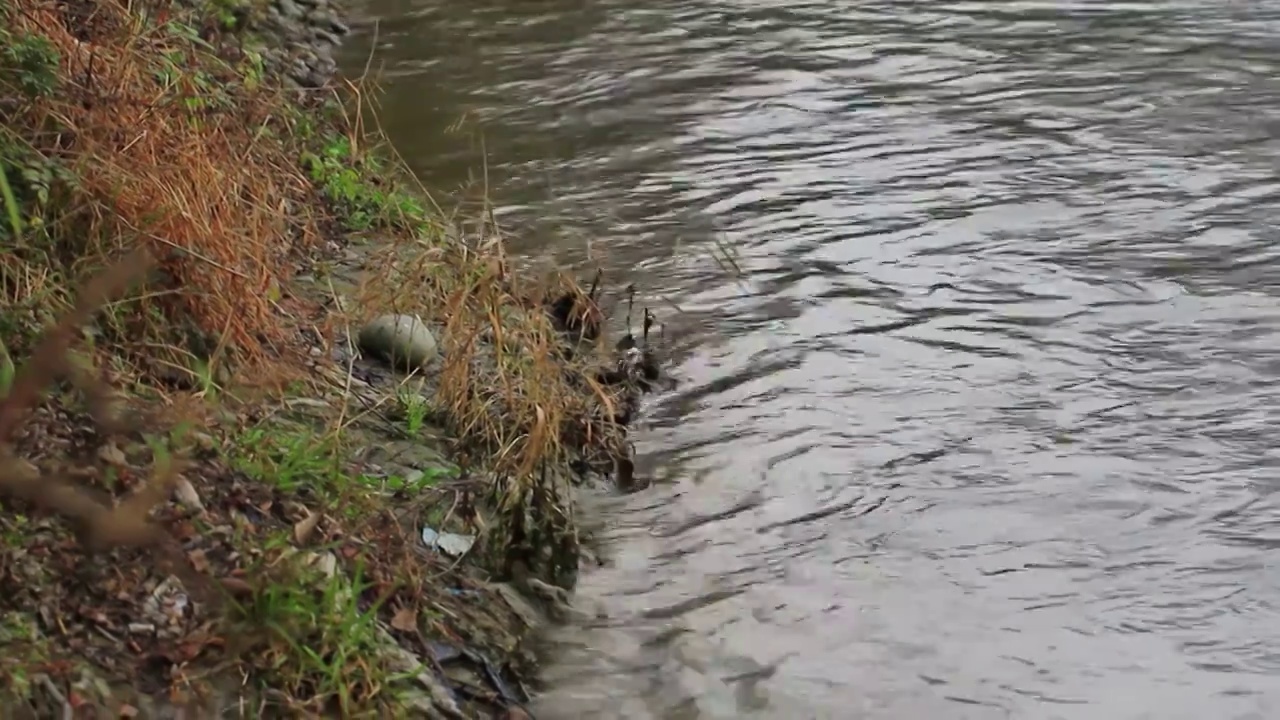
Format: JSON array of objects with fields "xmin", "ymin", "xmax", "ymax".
[{"xmin": 420, "ymin": 526, "xmax": 476, "ymax": 557}]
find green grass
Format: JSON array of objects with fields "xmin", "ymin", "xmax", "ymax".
[
  {"xmin": 395, "ymin": 383, "xmax": 433, "ymax": 437},
  {"xmin": 380, "ymin": 465, "xmax": 457, "ymax": 493},
  {"xmin": 301, "ymin": 133, "xmax": 431, "ymax": 233},
  {"xmin": 0, "ymin": 337, "xmax": 14, "ymax": 397},
  {"xmin": 231, "ymin": 425, "xmax": 342, "ymax": 494},
  {"xmin": 0, "ymin": 610, "xmax": 49, "ymax": 705},
  {"xmin": 227, "ymin": 551, "xmax": 411, "ymax": 716},
  {"xmin": 229, "ymin": 419, "xmax": 458, "ymax": 503}
]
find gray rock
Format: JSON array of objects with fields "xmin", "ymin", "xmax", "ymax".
[
  {"xmin": 276, "ymin": 0, "xmax": 304, "ymax": 18},
  {"xmin": 358, "ymin": 314, "xmax": 439, "ymax": 370},
  {"xmin": 312, "ymin": 29, "xmax": 341, "ymax": 46}
]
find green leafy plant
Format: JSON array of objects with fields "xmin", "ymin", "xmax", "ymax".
[
  {"xmin": 0, "ymin": 27, "xmax": 59, "ymax": 98},
  {"xmin": 301, "ymin": 135, "xmax": 428, "ymax": 231},
  {"xmin": 396, "ymin": 387, "xmax": 430, "ymax": 436}
]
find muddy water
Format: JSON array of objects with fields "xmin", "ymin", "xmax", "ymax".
[{"xmin": 339, "ymin": 2, "xmax": 1280, "ymax": 718}]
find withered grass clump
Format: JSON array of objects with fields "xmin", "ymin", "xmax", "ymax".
[
  {"xmin": 352, "ymin": 223, "xmax": 630, "ymax": 584},
  {"xmin": 2, "ymin": 0, "xmax": 318, "ymax": 377},
  {"xmin": 365, "ymin": 243, "xmax": 615, "ymax": 476}
]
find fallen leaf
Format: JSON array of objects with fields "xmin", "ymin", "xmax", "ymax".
[
  {"xmin": 219, "ymin": 578, "xmax": 253, "ymax": 597},
  {"xmin": 293, "ymin": 511, "xmax": 321, "ymax": 545},
  {"xmin": 119, "ymin": 703, "xmax": 139, "ymax": 717},
  {"xmin": 390, "ymin": 606, "xmax": 418, "ymax": 633}
]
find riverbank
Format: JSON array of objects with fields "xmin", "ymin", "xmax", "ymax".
[{"xmin": 0, "ymin": 0, "xmax": 649, "ymax": 716}]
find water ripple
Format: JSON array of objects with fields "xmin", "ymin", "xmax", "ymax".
[{"xmin": 343, "ymin": 0, "xmax": 1280, "ymax": 717}]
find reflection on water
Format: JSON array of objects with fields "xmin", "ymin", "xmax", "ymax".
[{"xmin": 341, "ymin": 1, "xmax": 1280, "ymax": 717}]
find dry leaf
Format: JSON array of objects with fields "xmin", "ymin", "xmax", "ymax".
[
  {"xmin": 219, "ymin": 577, "xmax": 254, "ymax": 597},
  {"xmin": 390, "ymin": 606, "xmax": 418, "ymax": 633},
  {"xmin": 119, "ymin": 703, "xmax": 139, "ymax": 717},
  {"xmin": 293, "ymin": 511, "xmax": 321, "ymax": 545}
]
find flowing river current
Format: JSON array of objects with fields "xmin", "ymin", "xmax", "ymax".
[{"xmin": 339, "ymin": 2, "xmax": 1280, "ymax": 718}]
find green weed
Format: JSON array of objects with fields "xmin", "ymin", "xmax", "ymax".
[
  {"xmin": 0, "ymin": 23, "xmax": 58, "ymax": 99},
  {"xmin": 230, "ymin": 557, "xmax": 405, "ymax": 715},
  {"xmin": 301, "ymin": 134, "xmax": 429, "ymax": 232},
  {"xmin": 0, "ymin": 610, "xmax": 48, "ymax": 704},
  {"xmin": 231, "ymin": 426, "xmax": 341, "ymax": 494},
  {"xmin": 202, "ymin": 0, "xmax": 252, "ymax": 31},
  {"xmin": 0, "ymin": 337, "xmax": 13, "ymax": 398},
  {"xmin": 396, "ymin": 386, "xmax": 431, "ymax": 436},
  {"xmin": 370, "ymin": 465, "xmax": 456, "ymax": 494}
]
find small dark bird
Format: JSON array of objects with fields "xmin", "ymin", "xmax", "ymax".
[
  {"xmin": 615, "ymin": 284, "xmax": 638, "ymax": 352},
  {"xmin": 634, "ymin": 308, "xmax": 662, "ymax": 385}
]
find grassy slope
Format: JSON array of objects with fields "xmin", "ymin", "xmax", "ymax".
[{"xmin": 0, "ymin": 0, "xmax": 630, "ymax": 716}]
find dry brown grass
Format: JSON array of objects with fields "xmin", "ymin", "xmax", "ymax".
[
  {"xmin": 355, "ymin": 228, "xmax": 624, "ymax": 466},
  {"xmin": 2, "ymin": 0, "xmax": 318, "ymax": 380},
  {"xmin": 349, "ymin": 202, "xmax": 631, "ymax": 584}
]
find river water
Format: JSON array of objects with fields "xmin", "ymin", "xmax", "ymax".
[{"xmin": 338, "ymin": 2, "xmax": 1280, "ymax": 718}]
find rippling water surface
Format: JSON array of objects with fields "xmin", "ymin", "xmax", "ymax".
[{"xmin": 340, "ymin": 1, "xmax": 1280, "ymax": 717}]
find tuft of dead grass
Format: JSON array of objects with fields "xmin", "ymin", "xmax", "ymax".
[
  {"xmin": 347, "ymin": 206, "xmax": 634, "ymax": 587},
  {"xmin": 1, "ymin": 0, "xmax": 319, "ymax": 381}
]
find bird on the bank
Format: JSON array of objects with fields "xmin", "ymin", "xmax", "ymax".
[
  {"xmin": 637, "ymin": 307, "xmax": 661, "ymax": 382},
  {"xmin": 548, "ymin": 269, "xmax": 605, "ymax": 344},
  {"xmin": 615, "ymin": 284, "xmax": 638, "ymax": 352}
]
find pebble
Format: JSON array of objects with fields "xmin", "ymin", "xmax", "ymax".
[
  {"xmin": 312, "ymin": 29, "xmax": 342, "ymax": 47},
  {"xmin": 276, "ymin": 0, "xmax": 303, "ymax": 18},
  {"xmin": 172, "ymin": 476, "xmax": 205, "ymax": 512},
  {"xmin": 256, "ymin": 0, "xmax": 348, "ymax": 89}
]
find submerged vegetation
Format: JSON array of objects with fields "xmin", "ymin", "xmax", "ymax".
[{"xmin": 0, "ymin": 0, "xmax": 647, "ymax": 715}]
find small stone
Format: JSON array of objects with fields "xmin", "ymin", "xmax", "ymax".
[
  {"xmin": 308, "ymin": 552, "xmax": 337, "ymax": 578},
  {"xmin": 276, "ymin": 0, "xmax": 304, "ymax": 18},
  {"xmin": 172, "ymin": 476, "xmax": 204, "ymax": 512},
  {"xmin": 312, "ymin": 29, "xmax": 341, "ymax": 46},
  {"xmin": 191, "ymin": 431, "xmax": 216, "ymax": 452},
  {"xmin": 358, "ymin": 314, "xmax": 439, "ymax": 370},
  {"xmin": 97, "ymin": 442, "xmax": 127, "ymax": 467}
]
